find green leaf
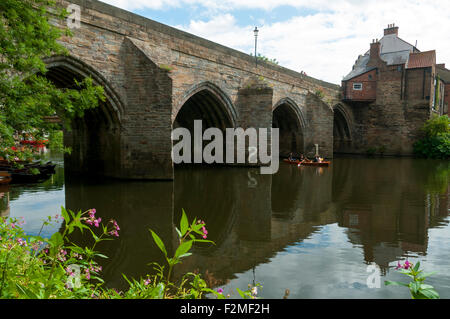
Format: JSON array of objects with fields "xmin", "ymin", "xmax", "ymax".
[
  {"xmin": 180, "ymin": 209, "xmax": 189, "ymax": 236},
  {"xmin": 61, "ymin": 206, "xmax": 70, "ymax": 224},
  {"xmin": 419, "ymin": 288, "xmax": 440, "ymax": 299},
  {"xmin": 49, "ymin": 231, "xmax": 64, "ymax": 248},
  {"xmin": 236, "ymin": 288, "xmax": 246, "ymax": 298},
  {"xmin": 417, "ymin": 272, "xmax": 437, "ymax": 279},
  {"xmin": 122, "ymin": 274, "xmax": 133, "ymax": 286},
  {"xmin": 384, "ymin": 280, "xmax": 409, "ymax": 287},
  {"xmin": 149, "ymin": 229, "xmax": 167, "ymax": 257},
  {"xmin": 178, "ymin": 253, "xmax": 192, "ymax": 259},
  {"xmin": 409, "ymin": 281, "xmax": 420, "ymax": 294},
  {"xmin": 413, "ymin": 261, "xmax": 420, "ymax": 273},
  {"xmin": 15, "ymin": 283, "xmax": 39, "ymax": 299},
  {"xmin": 419, "ymin": 284, "xmax": 435, "ymax": 290},
  {"xmin": 175, "ymin": 240, "xmax": 193, "ymax": 259},
  {"xmin": 155, "ymin": 283, "xmax": 165, "ymax": 299}
]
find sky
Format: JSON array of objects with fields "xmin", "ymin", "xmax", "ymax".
[{"xmin": 101, "ymin": 0, "xmax": 450, "ymax": 85}]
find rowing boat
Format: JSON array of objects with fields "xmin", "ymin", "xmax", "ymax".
[
  {"xmin": 300, "ymin": 161, "xmax": 330, "ymax": 167},
  {"xmin": 0, "ymin": 171, "xmax": 12, "ymax": 185},
  {"xmin": 283, "ymin": 159, "xmax": 331, "ymax": 167},
  {"xmin": 283, "ymin": 159, "xmax": 300, "ymax": 164}
]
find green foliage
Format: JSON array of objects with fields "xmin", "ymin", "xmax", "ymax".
[
  {"xmin": 149, "ymin": 208, "xmax": 215, "ymax": 298},
  {"xmin": 315, "ymin": 88, "xmax": 325, "ymax": 100},
  {"xmin": 249, "ymin": 53, "xmax": 279, "ymax": 65},
  {"xmin": 422, "ymin": 114, "xmax": 449, "ymax": 137},
  {"xmin": 236, "ymin": 283, "xmax": 262, "ymax": 299},
  {"xmin": 423, "ymin": 162, "xmax": 450, "ymax": 194},
  {"xmin": 159, "ymin": 64, "xmax": 174, "ymax": 72},
  {"xmin": 0, "ymin": 0, "xmax": 104, "ymax": 162},
  {"xmin": 413, "ymin": 115, "xmax": 450, "ymax": 159},
  {"xmin": 0, "ymin": 207, "xmax": 259, "ymax": 299},
  {"xmin": 385, "ymin": 261, "xmax": 440, "ymax": 299},
  {"xmin": 0, "ymin": 208, "xmax": 118, "ymax": 298},
  {"xmin": 48, "ymin": 130, "xmax": 70, "ymax": 154}
]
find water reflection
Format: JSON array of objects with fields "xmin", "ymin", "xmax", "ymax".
[
  {"xmin": 333, "ymin": 158, "xmax": 449, "ymax": 274},
  {"xmin": 0, "ymin": 186, "xmax": 10, "ymax": 218},
  {"xmin": 4, "ymin": 156, "xmax": 450, "ymax": 298}
]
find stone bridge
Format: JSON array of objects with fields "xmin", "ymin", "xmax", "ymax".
[{"xmin": 50, "ymin": 0, "xmax": 345, "ymax": 180}]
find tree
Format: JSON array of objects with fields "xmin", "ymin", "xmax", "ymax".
[{"xmin": 0, "ymin": 0, "xmax": 105, "ymax": 161}]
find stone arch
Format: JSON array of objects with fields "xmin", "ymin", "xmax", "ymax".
[
  {"xmin": 173, "ymin": 81, "xmax": 237, "ymax": 128},
  {"xmin": 173, "ymin": 82, "xmax": 237, "ymax": 165},
  {"xmin": 272, "ymin": 97, "xmax": 306, "ymax": 157},
  {"xmin": 43, "ymin": 55, "xmax": 124, "ymax": 177},
  {"xmin": 333, "ymin": 103, "xmax": 354, "ymax": 154},
  {"xmin": 44, "ymin": 55, "xmax": 124, "ymax": 124}
]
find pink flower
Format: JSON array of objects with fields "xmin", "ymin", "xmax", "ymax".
[
  {"xmin": 93, "ymin": 218, "xmax": 101, "ymax": 228},
  {"xmin": 17, "ymin": 238, "xmax": 27, "ymax": 246},
  {"xmin": 201, "ymin": 225, "xmax": 208, "ymax": 239},
  {"xmin": 89, "ymin": 209, "xmax": 96, "ymax": 218},
  {"xmin": 83, "ymin": 209, "xmax": 102, "ymax": 228},
  {"xmin": 108, "ymin": 220, "xmax": 120, "ymax": 237},
  {"xmin": 66, "ymin": 267, "xmax": 75, "ymax": 277},
  {"xmin": 217, "ymin": 288, "xmax": 223, "ymax": 294},
  {"xmin": 144, "ymin": 278, "xmax": 151, "ymax": 286},
  {"xmin": 395, "ymin": 260, "xmax": 413, "ymax": 270}
]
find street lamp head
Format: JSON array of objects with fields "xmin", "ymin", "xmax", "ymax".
[{"xmin": 254, "ymin": 26, "xmax": 259, "ymax": 37}]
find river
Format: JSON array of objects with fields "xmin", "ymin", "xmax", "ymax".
[{"xmin": 1, "ymin": 155, "xmax": 449, "ymax": 298}]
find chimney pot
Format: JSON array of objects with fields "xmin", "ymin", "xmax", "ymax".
[{"xmin": 384, "ymin": 24, "xmax": 399, "ymax": 36}]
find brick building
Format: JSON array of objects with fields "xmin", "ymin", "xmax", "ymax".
[
  {"xmin": 437, "ymin": 64, "xmax": 450, "ymax": 116},
  {"xmin": 340, "ymin": 24, "xmax": 448, "ymax": 155}
]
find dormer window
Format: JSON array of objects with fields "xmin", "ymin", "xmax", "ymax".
[{"xmin": 353, "ymin": 83, "xmax": 363, "ymax": 90}]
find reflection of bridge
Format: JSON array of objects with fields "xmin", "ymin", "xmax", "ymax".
[
  {"xmin": 46, "ymin": 0, "xmax": 362, "ymax": 180},
  {"xmin": 0, "ymin": 189, "xmax": 10, "ymax": 218},
  {"xmin": 64, "ymin": 160, "xmax": 449, "ymax": 288}
]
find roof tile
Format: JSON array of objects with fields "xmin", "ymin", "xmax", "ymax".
[{"xmin": 406, "ymin": 50, "xmax": 436, "ymax": 69}]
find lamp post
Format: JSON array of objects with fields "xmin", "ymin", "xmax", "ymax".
[{"xmin": 253, "ymin": 26, "xmax": 259, "ymax": 68}]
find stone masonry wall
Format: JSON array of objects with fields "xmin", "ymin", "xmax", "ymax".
[
  {"xmin": 52, "ymin": 0, "xmax": 340, "ymax": 178},
  {"xmin": 348, "ymin": 65, "xmax": 431, "ymax": 155}
]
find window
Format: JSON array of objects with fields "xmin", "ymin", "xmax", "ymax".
[
  {"xmin": 353, "ymin": 83, "xmax": 363, "ymax": 90},
  {"xmin": 349, "ymin": 214, "xmax": 359, "ymax": 227},
  {"xmin": 368, "ymin": 74, "xmax": 373, "ymax": 80}
]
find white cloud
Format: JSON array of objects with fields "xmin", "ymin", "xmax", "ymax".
[{"xmin": 102, "ymin": 0, "xmax": 450, "ymax": 84}]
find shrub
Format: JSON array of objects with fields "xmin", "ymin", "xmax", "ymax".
[
  {"xmin": 413, "ymin": 115, "xmax": 450, "ymax": 159},
  {"xmin": 385, "ymin": 260, "xmax": 439, "ymax": 299},
  {"xmin": 0, "ymin": 208, "xmax": 260, "ymax": 299}
]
